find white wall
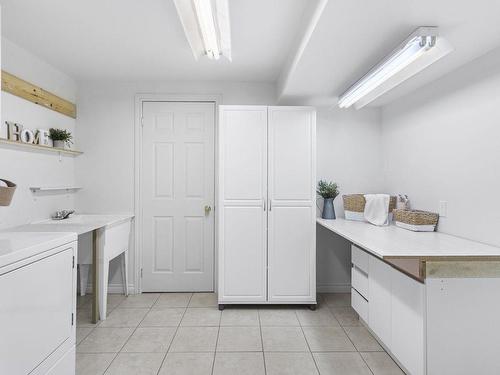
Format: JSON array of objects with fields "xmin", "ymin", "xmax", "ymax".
[
  {"xmin": 0, "ymin": 38, "xmax": 77, "ymax": 228},
  {"xmin": 75, "ymin": 80, "xmax": 276, "ymax": 289},
  {"xmin": 316, "ymin": 107, "xmax": 383, "ymax": 292},
  {"xmin": 75, "ymin": 83, "xmax": 384, "ymax": 292},
  {"xmin": 382, "ymin": 46, "xmax": 500, "ymax": 247}
]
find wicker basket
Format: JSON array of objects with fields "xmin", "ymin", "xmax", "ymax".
[
  {"xmin": 0, "ymin": 179, "xmax": 16, "ymax": 206},
  {"xmin": 393, "ymin": 209, "xmax": 439, "ymax": 232},
  {"xmin": 343, "ymin": 194, "xmax": 396, "ymax": 221},
  {"xmin": 343, "ymin": 194, "xmax": 366, "ymax": 213}
]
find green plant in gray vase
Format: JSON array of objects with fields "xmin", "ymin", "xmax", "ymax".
[
  {"xmin": 317, "ymin": 180, "xmax": 339, "ymax": 219},
  {"xmin": 49, "ymin": 128, "xmax": 73, "ymax": 149}
]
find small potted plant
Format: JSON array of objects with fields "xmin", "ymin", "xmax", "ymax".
[
  {"xmin": 317, "ymin": 180, "xmax": 340, "ymax": 219},
  {"xmin": 49, "ymin": 128, "xmax": 73, "ymax": 149}
]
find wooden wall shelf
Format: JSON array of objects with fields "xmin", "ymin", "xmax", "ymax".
[
  {"xmin": 0, "ymin": 138, "xmax": 83, "ymax": 156},
  {"xmin": 1, "ymin": 71, "xmax": 77, "ymax": 118}
]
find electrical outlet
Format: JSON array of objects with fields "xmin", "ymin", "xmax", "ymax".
[{"xmin": 439, "ymin": 201, "xmax": 448, "ymax": 217}]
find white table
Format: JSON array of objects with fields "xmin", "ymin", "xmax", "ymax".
[
  {"xmin": 317, "ymin": 218, "xmax": 500, "ymax": 375},
  {"xmin": 317, "ymin": 217, "xmax": 500, "ymax": 281},
  {"xmin": 10, "ymin": 214, "xmax": 134, "ymax": 323},
  {"xmin": 317, "ymin": 217, "xmax": 500, "ymax": 259}
]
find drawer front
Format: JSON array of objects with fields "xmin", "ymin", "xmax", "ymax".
[
  {"xmin": 351, "ymin": 288, "xmax": 369, "ymax": 323},
  {"xmin": 351, "ymin": 245, "xmax": 369, "ymax": 274},
  {"xmin": 352, "ymin": 265, "xmax": 369, "ymax": 300}
]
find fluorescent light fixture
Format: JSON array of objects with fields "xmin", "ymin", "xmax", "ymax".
[
  {"xmin": 173, "ymin": 0, "xmax": 231, "ymax": 61},
  {"xmin": 338, "ymin": 27, "xmax": 453, "ymax": 109}
]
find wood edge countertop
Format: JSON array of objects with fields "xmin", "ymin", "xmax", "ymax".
[{"xmin": 317, "ymin": 218, "xmax": 500, "ymax": 283}]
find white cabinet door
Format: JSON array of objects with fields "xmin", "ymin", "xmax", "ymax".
[
  {"xmin": 218, "ymin": 106, "xmax": 268, "ymax": 302},
  {"xmin": 0, "ymin": 246, "xmax": 74, "ymax": 375},
  {"xmin": 267, "ymin": 107, "xmax": 316, "ymax": 302},
  {"xmin": 391, "ymin": 269, "xmax": 426, "ymax": 375},
  {"xmin": 368, "ymin": 255, "xmax": 392, "ymax": 349},
  {"xmin": 426, "ymin": 278, "xmax": 500, "ymax": 375}
]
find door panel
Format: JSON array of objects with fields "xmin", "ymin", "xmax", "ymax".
[
  {"xmin": 218, "ymin": 106, "xmax": 267, "ymax": 302},
  {"xmin": 154, "ymin": 143, "xmax": 174, "ymax": 197},
  {"xmin": 222, "ymin": 206, "xmax": 266, "ymax": 300},
  {"xmin": 268, "ymin": 107, "xmax": 316, "ymax": 302},
  {"xmin": 268, "ymin": 206, "xmax": 313, "ymax": 299},
  {"xmin": 222, "ymin": 109, "xmax": 267, "ymax": 200},
  {"xmin": 153, "ymin": 216, "xmax": 174, "ymax": 272},
  {"xmin": 142, "ymin": 101, "xmax": 215, "ymax": 292},
  {"xmin": 269, "ymin": 109, "xmax": 314, "ymax": 201}
]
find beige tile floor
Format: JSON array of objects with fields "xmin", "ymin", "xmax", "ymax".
[{"xmin": 76, "ymin": 293, "xmax": 405, "ymax": 375}]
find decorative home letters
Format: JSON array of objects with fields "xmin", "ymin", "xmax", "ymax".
[
  {"xmin": 6, "ymin": 122, "xmax": 22, "ymax": 141},
  {"xmin": 20, "ymin": 128, "xmax": 35, "ymax": 144},
  {"xmin": 3, "ymin": 121, "xmax": 51, "ymax": 146},
  {"xmin": 35, "ymin": 129, "xmax": 51, "ymax": 146}
]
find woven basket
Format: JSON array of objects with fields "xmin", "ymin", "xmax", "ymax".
[
  {"xmin": 343, "ymin": 194, "xmax": 397, "ymax": 222},
  {"xmin": 388, "ymin": 196, "xmax": 396, "ymax": 212},
  {"xmin": 393, "ymin": 209, "xmax": 439, "ymax": 232},
  {"xmin": 343, "ymin": 194, "xmax": 397, "ymax": 213},
  {"xmin": 343, "ymin": 194, "xmax": 366, "ymax": 213},
  {"xmin": 0, "ymin": 179, "xmax": 17, "ymax": 206}
]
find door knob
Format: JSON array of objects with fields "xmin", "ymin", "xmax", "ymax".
[{"xmin": 204, "ymin": 205, "xmax": 212, "ymax": 215}]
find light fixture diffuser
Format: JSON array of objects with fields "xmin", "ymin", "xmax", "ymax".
[
  {"xmin": 174, "ymin": 0, "xmax": 232, "ymax": 61},
  {"xmin": 338, "ymin": 27, "xmax": 453, "ymax": 109}
]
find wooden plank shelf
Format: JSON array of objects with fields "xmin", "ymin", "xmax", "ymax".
[
  {"xmin": 1, "ymin": 71, "xmax": 77, "ymax": 118},
  {"xmin": 0, "ymin": 138, "xmax": 83, "ymax": 156}
]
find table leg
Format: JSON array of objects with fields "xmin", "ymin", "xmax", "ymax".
[{"xmin": 91, "ymin": 229, "xmax": 99, "ymax": 324}]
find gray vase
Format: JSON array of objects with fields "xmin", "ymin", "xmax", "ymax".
[
  {"xmin": 53, "ymin": 140, "xmax": 66, "ymax": 149},
  {"xmin": 322, "ymin": 198, "xmax": 336, "ymax": 219}
]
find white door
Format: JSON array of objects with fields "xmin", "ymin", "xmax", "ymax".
[
  {"xmin": 141, "ymin": 101, "xmax": 215, "ymax": 292},
  {"xmin": 218, "ymin": 106, "xmax": 268, "ymax": 302},
  {"xmin": 267, "ymin": 107, "xmax": 316, "ymax": 302}
]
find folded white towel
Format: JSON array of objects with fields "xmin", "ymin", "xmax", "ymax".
[{"xmin": 364, "ymin": 194, "xmax": 390, "ymax": 226}]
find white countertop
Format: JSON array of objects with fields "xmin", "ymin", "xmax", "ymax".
[
  {"xmin": 317, "ymin": 218, "xmax": 500, "ymax": 259},
  {"xmin": 8, "ymin": 214, "xmax": 134, "ymax": 236},
  {"xmin": 0, "ymin": 231, "xmax": 77, "ymax": 268}
]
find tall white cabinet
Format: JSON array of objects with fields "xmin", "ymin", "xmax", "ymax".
[{"xmin": 218, "ymin": 106, "xmax": 316, "ymax": 308}]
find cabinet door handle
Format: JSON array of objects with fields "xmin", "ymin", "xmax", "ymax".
[
  {"xmin": 269, "ymin": 200, "xmax": 272, "ymax": 211},
  {"xmin": 263, "ymin": 199, "xmax": 266, "ymax": 211}
]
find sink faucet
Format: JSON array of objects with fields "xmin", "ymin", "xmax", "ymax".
[{"xmin": 51, "ymin": 209, "xmax": 75, "ymax": 220}]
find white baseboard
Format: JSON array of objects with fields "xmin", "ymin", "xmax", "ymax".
[
  {"xmin": 80, "ymin": 283, "xmax": 348, "ymax": 295},
  {"xmin": 317, "ymin": 283, "xmax": 351, "ymax": 293},
  {"xmin": 81, "ymin": 283, "xmax": 136, "ymax": 295}
]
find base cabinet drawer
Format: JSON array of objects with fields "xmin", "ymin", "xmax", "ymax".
[
  {"xmin": 351, "ymin": 288, "xmax": 368, "ymax": 322},
  {"xmin": 351, "ymin": 245, "xmax": 369, "ymax": 273},
  {"xmin": 352, "ymin": 265, "xmax": 369, "ymax": 300}
]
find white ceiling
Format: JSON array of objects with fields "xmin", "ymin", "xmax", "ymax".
[
  {"xmin": 2, "ymin": 0, "xmax": 500, "ymax": 106},
  {"xmin": 0, "ymin": 0, "xmax": 310, "ymax": 82},
  {"xmin": 279, "ymin": 0, "xmax": 500, "ymax": 105}
]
